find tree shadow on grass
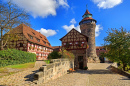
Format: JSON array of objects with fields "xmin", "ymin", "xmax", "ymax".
[{"xmin": 24, "ymin": 69, "xmax": 39, "ymax": 82}]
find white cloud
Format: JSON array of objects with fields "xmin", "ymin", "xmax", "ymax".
[
  {"xmin": 58, "ymin": 0, "xmax": 69, "ymax": 8},
  {"xmin": 95, "ymin": 24, "xmax": 103, "ymax": 37},
  {"xmin": 37, "ymin": 28, "xmax": 57, "ymax": 37},
  {"xmin": 62, "ymin": 24, "xmax": 80, "ymax": 32},
  {"xmin": 62, "ymin": 18, "xmax": 80, "ymax": 32},
  {"xmin": 11, "ymin": 0, "xmax": 69, "ymax": 18},
  {"xmin": 92, "ymin": 0, "xmax": 123, "ymax": 9},
  {"xmin": 63, "ymin": 19, "xmax": 103, "ymax": 37},
  {"xmin": 70, "ymin": 18, "xmax": 76, "ymax": 24}
]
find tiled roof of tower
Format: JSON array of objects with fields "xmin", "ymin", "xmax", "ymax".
[
  {"xmin": 80, "ymin": 17, "xmax": 94, "ymax": 22},
  {"xmin": 84, "ymin": 9, "xmax": 91, "ymax": 15},
  {"xmin": 79, "ymin": 9, "xmax": 97, "ymax": 24},
  {"xmin": 10, "ymin": 24, "xmax": 52, "ymax": 49}
]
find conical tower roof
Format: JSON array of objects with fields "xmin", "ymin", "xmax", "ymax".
[
  {"xmin": 82, "ymin": 9, "xmax": 92, "ymax": 16},
  {"xmin": 79, "ymin": 9, "xmax": 97, "ymax": 25}
]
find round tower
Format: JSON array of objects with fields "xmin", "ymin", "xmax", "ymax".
[{"xmin": 79, "ymin": 9, "xmax": 100, "ymax": 63}]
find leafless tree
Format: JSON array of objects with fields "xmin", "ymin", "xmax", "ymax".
[{"xmin": 0, "ymin": 0, "xmax": 30, "ymax": 50}]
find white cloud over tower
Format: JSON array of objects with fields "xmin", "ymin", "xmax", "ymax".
[{"xmin": 62, "ymin": 18, "xmax": 103, "ymax": 37}]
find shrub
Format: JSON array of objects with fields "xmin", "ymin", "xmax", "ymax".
[
  {"xmin": 84, "ymin": 66, "xmax": 88, "ymax": 70},
  {"xmin": 48, "ymin": 51, "xmax": 61, "ymax": 59},
  {"xmin": 59, "ymin": 48, "xmax": 75, "ymax": 60},
  {"xmin": 0, "ymin": 49, "xmax": 36, "ymax": 67}
]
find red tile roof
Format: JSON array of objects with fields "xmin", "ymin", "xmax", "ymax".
[
  {"xmin": 9, "ymin": 24, "xmax": 52, "ymax": 49},
  {"xmin": 84, "ymin": 9, "xmax": 91, "ymax": 15}
]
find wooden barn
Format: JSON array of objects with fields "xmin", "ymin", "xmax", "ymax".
[{"xmin": 5, "ymin": 24, "xmax": 53, "ymax": 60}]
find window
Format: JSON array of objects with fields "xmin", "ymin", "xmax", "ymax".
[
  {"xmin": 32, "ymin": 32, "xmax": 35, "ymax": 35},
  {"xmin": 36, "ymin": 53, "xmax": 39, "ymax": 56},
  {"xmin": 28, "ymin": 34, "xmax": 33, "ymax": 39},
  {"xmin": 42, "ymin": 40, "xmax": 46, "ymax": 44},
  {"xmin": 69, "ymin": 42, "xmax": 72, "ymax": 45},
  {"xmin": 40, "ymin": 36, "xmax": 42, "ymax": 38},
  {"xmin": 20, "ymin": 43, "xmax": 23, "ymax": 47},
  {"xmin": 75, "ymin": 42, "xmax": 78, "ymax": 44},
  {"xmin": 63, "ymin": 43, "xmax": 66, "ymax": 45},
  {"xmin": 36, "ymin": 37, "xmax": 40, "ymax": 42},
  {"xmin": 48, "ymin": 43, "xmax": 50, "ymax": 46}
]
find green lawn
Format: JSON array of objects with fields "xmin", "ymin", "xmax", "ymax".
[
  {"xmin": 44, "ymin": 60, "xmax": 50, "ymax": 64},
  {"xmin": 0, "ymin": 62, "xmax": 35, "ymax": 73}
]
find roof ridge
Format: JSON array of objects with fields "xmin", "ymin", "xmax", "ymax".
[{"xmin": 60, "ymin": 28, "xmax": 88, "ymax": 40}]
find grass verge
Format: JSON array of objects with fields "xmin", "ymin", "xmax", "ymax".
[
  {"xmin": 0, "ymin": 62, "xmax": 35, "ymax": 78},
  {"xmin": 44, "ymin": 60, "xmax": 50, "ymax": 64}
]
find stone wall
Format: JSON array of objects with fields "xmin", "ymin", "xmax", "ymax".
[
  {"xmin": 110, "ymin": 63, "xmax": 130, "ymax": 78},
  {"xmin": 33, "ymin": 59, "xmax": 74, "ymax": 84}
]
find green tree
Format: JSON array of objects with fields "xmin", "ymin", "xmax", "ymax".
[
  {"xmin": 0, "ymin": 0, "xmax": 30, "ymax": 50},
  {"xmin": 48, "ymin": 51, "xmax": 61, "ymax": 59},
  {"xmin": 103, "ymin": 27, "xmax": 130, "ymax": 71}
]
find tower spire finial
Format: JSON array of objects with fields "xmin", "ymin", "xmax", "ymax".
[{"xmin": 86, "ymin": 4, "xmax": 88, "ymax": 10}]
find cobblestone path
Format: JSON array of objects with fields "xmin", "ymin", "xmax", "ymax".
[{"xmin": 0, "ymin": 63, "xmax": 129, "ymax": 86}]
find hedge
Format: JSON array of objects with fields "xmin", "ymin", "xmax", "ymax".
[{"xmin": 0, "ymin": 49, "xmax": 36, "ymax": 67}]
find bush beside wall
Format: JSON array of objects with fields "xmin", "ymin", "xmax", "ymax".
[{"xmin": 0, "ymin": 49, "xmax": 36, "ymax": 67}]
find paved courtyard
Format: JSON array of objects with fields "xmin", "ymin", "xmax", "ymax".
[{"xmin": 0, "ymin": 63, "xmax": 129, "ymax": 86}]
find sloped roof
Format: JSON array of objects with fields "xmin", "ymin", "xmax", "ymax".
[
  {"xmin": 9, "ymin": 24, "xmax": 52, "ymax": 49},
  {"xmin": 82, "ymin": 9, "xmax": 92, "ymax": 16},
  {"xmin": 60, "ymin": 28, "xmax": 88, "ymax": 41}
]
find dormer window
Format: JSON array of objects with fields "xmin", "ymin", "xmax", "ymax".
[
  {"xmin": 42, "ymin": 40, "xmax": 46, "ymax": 44},
  {"xmin": 48, "ymin": 43, "xmax": 50, "ymax": 46},
  {"xmin": 32, "ymin": 32, "xmax": 35, "ymax": 35},
  {"xmin": 36, "ymin": 37, "xmax": 40, "ymax": 42},
  {"xmin": 40, "ymin": 36, "xmax": 42, "ymax": 38},
  {"xmin": 28, "ymin": 34, "xmax": 33, "ymax": 39}
]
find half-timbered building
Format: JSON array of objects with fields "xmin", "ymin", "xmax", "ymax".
[
  {"xmin": 60, "ymin": 28, "xmax": 89, "ymax": 69},
  {"xmin": 5, "ymin": 24, "xmax": 53, "ymax": 60}
]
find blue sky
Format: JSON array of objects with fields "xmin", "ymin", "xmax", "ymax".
[{"xmin": 4, "ymin": 0, "xmax": 130, "ymax": 46}]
